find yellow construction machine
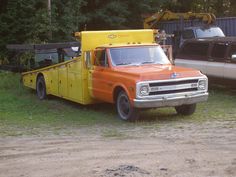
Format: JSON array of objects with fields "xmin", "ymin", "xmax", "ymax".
[
  {"xmin": 144, "ymin": 10, "xmax": 216, "ymax": 29},
  {"xmin": 143, "ymin": 11, "xmax": 224, "ymax": 55}
]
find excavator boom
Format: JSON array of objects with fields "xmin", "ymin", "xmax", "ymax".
[{"xmin": 144, "ymin": 10, "xmax": 216, "ymax": 29}]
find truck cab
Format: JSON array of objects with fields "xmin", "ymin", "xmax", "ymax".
[
  {"xmin": 180, "ymin": 26, "xmax": 225, "ymax": 46},
  {"xmin": 172, "ymin": 26, "xmax": 225, "ymax": 55},
  {"xmin": 22, "ymin": 30, "xmax": 209, "ymax": 121}
]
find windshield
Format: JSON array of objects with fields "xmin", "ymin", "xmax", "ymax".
[
  {"xmin": 196, "ymin": 27, "xmax": 225, "ymax": 38},
  {"xmin": 109, "ymin": 46, "xmax": 170, "ymax": 66}
]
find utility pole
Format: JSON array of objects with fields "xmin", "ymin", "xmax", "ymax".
[{"xmin": 48, "ymin": 0, "xmax": 52, "ymax": 40}]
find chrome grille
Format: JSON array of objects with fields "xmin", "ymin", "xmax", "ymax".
[{"xmin": 148, "ymin": 79, "xmax": 199, "ymax": 96}]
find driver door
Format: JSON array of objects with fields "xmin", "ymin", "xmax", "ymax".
[{"xmin": 88, "ymin": 48, "xmax": 113, "ymax": 101}]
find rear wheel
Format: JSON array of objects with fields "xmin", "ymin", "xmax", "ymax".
[
  {"xmin": 116, "ymin": 91, "xmax": 139, "ymax": 121},
  {"xmin": 175, "ymin": 103, "xmax": 196, "ymax": 115},
  {"xmin": 36, "ymin": 75, "xmax": 47, "ymax": 100}
]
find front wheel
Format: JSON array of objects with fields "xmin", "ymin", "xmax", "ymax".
[
  {"xmin": 175, "ymin": 103, "xmax": 196, "ymax": 115},
  {"xmin": 36, "ymin": 75, "xmax": 47, "ymax": 100},
  {"xmin": 116, "ymin": 91, "xmax": 139, "ymax": 121}
]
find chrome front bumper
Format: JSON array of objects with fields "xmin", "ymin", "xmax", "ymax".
[{"xmin": 133, "ymin": 92, "xmax": 209, "ymax": 108}]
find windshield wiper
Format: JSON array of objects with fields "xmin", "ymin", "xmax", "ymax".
[
  {"xmin": 116, "ymin": 62, "xmax": 132, "ymax": 66},
  {"xmin": 141, "ymin": 61, "xmax": 155, "ymax": 64}
]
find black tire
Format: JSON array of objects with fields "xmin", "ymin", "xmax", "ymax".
[
  {"xmin": 175, "ymin": 103, "xmax": 196, "ymax": 116},
  {"xmin": 36, "ymin": 75, "xmax": 47, "ymax": 100},
  {"xmin": 116, "ymin": 90, "xmax": 139, "ymax": 121}
]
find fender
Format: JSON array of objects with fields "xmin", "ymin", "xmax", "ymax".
[{"xmin": 112, "ymin": 82, "xmax": 136, "ymax": 105}]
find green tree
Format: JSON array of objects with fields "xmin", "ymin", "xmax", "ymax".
[
  {"xmin": 160, "ymin": 0, "xmax": 193, "ymax": 12},
  {"xmin": 125, "ymin": 0, "xmax": 163, "ymax": 28},
  {"xmin": 228, "ymin": 0, "xmax": 236, "ymax": 16},
  {"xmin": 160, "ymin": 0, "xmax": 232, "ymax": 17},
  {"xmin": 80, "ymin": 0, "xmax": 129, "ymax": 30},
  {"xmin": 1, "ymin": 0, "xmax": 236, "ymax": 58},
  {"xmin": 51, "ymin": 0, "xmax": 85, "ymax": 41},
  {"xmin": 0, "ymin": 0, "xmax": 50, "ymax": 49}
]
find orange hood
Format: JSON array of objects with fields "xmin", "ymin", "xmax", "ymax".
[{"xmin": 113, "ymin": 64, "xmax": 203, "ymax": 81}]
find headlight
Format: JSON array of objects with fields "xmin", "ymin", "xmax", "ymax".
[
  {"xmin": 139, "ymin": 84, "xmax": 149, "ymax": 96},
  {"xmin": 198, "ymin": 79, "xmax": 207, "ymax": 90}
]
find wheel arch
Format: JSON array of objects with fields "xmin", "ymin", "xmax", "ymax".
[
  {"xmin": 36, "ymin": 72, "xmax": 44, "ymax": 82},
  {"xmin": 36, "ymin": 72, "xmax": 50, "ymax": 85},
  {"xmin": 114, "ymin": 85, "xmax": 139, "ymax": 121},
  {"xmin": 113, "ymin": 85, "xmax": 131, "ymax": 103}
]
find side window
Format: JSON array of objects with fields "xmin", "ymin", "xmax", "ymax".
[
  {"xmin": 211, "ymin": 43, "xmax": 227, "ymax": 60},
  {"xmin": 182, "ymin": 30, "xmax": 195, "ymax": 39},
  {"xmin": 95, "ymin": 49, "xmax": 108, "ymax": 67},
  {"xmin": 179, "ymin": 42, "xmax": 209, "ymax": 60}
]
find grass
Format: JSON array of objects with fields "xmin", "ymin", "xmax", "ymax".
[
  {"xmin": 0, "ymin": 71, "xmax": 236, "ymax": 137},
  {"xmin": 0, "ymin": 71, "xmax": 124, "ymax": 136}
]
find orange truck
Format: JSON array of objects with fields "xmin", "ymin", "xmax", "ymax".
[{"xmin": 22, "ymin": 29, "xmax": 208, "ymax": 121}]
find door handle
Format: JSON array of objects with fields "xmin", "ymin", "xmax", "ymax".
[{"xmin": 208, "ymin": 58, "xmax": 214, "ymax": 62}]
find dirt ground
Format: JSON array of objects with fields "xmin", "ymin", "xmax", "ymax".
[{"xmin": 0, "ymin": 120, "xmax": 236, "ymax": 177}]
